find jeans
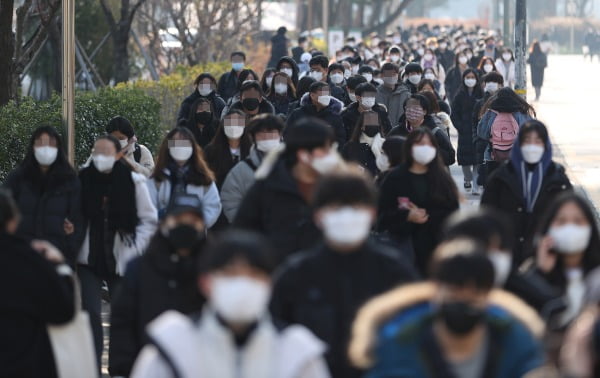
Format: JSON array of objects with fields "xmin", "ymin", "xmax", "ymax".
[{"xmin": 461, "ymin": 164, "xmax": 479, "ymax": 184}]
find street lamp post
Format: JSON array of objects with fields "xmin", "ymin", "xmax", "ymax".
[
  {"xmin": 62, "ymin": 0, "xmax": 76, "ymax": 165},
  {"xmin": 514, "ymin": 0, "xmax": 527, "ymax": 99}
]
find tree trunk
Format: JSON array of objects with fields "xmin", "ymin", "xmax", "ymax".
[
  {"xmin": 0, "ymin": 0, "xmax": 15, "ymax": 106},
  {"xmin": 112, "ymin": 29, "xmax": 130, "ymax": 84},
  {"xmin": 47, "ymin": 17, "xmax": 62, "ymax": 94}
]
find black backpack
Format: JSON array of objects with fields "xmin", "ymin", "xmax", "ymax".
[{"xmin": 133, "ymin": 143, "xmax": 142, "ymax": 163}]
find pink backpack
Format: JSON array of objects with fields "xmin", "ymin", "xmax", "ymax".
[{"xmin": 489, "ymin": 110, "xmax": 519, "ymax": 161}]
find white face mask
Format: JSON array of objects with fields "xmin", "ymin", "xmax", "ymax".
[
  {"xmin": 549, "ymin": 224, "xmax": 592, "ymax": 254},
  {"xmin": 344, "ymin": 70, "xmax": 352, "ymax": 79},
  {"xmin": 224, "ymin": 126, "xmax": 245, "ymax": 139},
  {"xmin": 280, "ymin": 68, "xmax": 293, "ymax": 77},
  {"xmin": 424, "ymin": 53, "xmax": 433, "ymax": 61},
  {"xmin": 310, "ymin": 70, "xmax": 323, "ymax": 81},
  {"xmin": 232, "ymin": 62, "xmax": 244, "ymax": 71},
  {"xmin": 417, "ymin": 48, "xmax": 425, "ymax": 56},
  {"xmin": 210, "ymin": 276, "xmax": 271, "ymax": 324},
  {"xmin": 440, "ymin": 43, "xmax": 448, "ymax": 49},
  {"xmin": 484, "ymin": 82, "xmax": 499, "ymax": 93},
  {"xmin": 466, "ymin": 53, "xmax": 474, "ymax": 60},
  {"xmin": 489, "ymin": 251, "xmax": 512, "ymax": 286},
  {"xmin": 256, "ymin": 138, "xmax": 280, "ymax": 153},
  {"xmin": 330, "ymin": 73, "xmax": 344, "ymax": 84},
  {"xmin": 390, "ymin": 54, "xmax": 401, "ymax": 63},
  {"xmin": 464, "ymin": 78, "xmax": 477, "ymax": 88},
  {"xmin": 361, "ymin": 97, "xmax": 375, "ymax": 108},
  {"xmin": 274, "ymin": 83, "xmax": 288, "ymax": 94},
  {"xmin": 93, "ymin": 154, "xmax": 116, "ymax": 173},
  {"xmin": 118, "ymin": 139, "xmax": 129, "ymax": 149},
  {"xmin": 362, "ymin": 73, "xmax": 373, "ymax": 82},
  {"xmin": 502, "ymin": 53, "xmax": 512, "ymax": 61},
  {"xmin": 317, "ymin": 95, "xmax": 331, "ymax": 106},
  {"xmin": 483, "ymin": 64, "xmax": 494, "ymax": 73},
  {"xmin": 383, "ymin": 76, "xmax": 398, "ymax": 86},
  {"xmin": 348, "ymin": 92, "xmax": 357, "ymax": 102},
  {"xmin": 521, "ymin": 144, "xmax": 545, "ymax": 164},
  {"xmin": 198, "ymin": 84, "xmax": 213, "ymax": 96},
  {"xmin": 408, "ymin": 74, "xmax": 422, "ymax": 85},
  {"xmin": 321, "ymin": 207, "xmax": 373, "ymax": 246},
  {"xmin": 307, "ymin": 150, "xmax": 341, "ymax": 174},
  {"xmin": 412, "ymin": 145, "xmax": 437, "ymax": 165},
  {"xmin": 169, "ymin": 146, "xmax": 193, "ymax": 162},
  {"xmin": 424, "ymin": 73, "xmax": 435, "ymax": 81},
  {"xmin": 458, "ymin": 56, "xmax": 468, "ymax": 65},
  {"xmin": 376, "ymin": 153, "xmax": 390, "ymax": 171},
  {"xmin": 34, "ymin": 146, "xmax": 58, "ymax": 166},
  {"xmin": 265, "ymin": 77, "xmax": 273, "ymax": 88}
]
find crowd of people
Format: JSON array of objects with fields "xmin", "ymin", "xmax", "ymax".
[{"xmin": 2, "ymin": 23, "xmax": 596, "ymax": 378}]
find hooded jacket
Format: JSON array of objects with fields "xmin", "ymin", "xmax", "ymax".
[
  {"xmin": 217, "ymin": 69, "xmax": 241, "ymax": 103},
  {"xmin": 177, "ymin": 89, "xmax": 227, "ymax": 122},
  {"xmin": 451, "ymin": 87, "xmax": 483, "ymax": 166},
  {"xmin": 349, "ymin": 283, "xmax": 547, "ymax": 378},
  {"xmin": 276, "ymin": 56, "xmax": 300, "ymax": 87},
  {"xmin": 375, "ymin": 83, "xmax": 411, "ymax": 129},
  {"xmin": 223, "ymin": 97, "xmax": 276, "ymax": 119},
  {"xmin": 341, "ymin": 101, "xmax": 393, "ymax": 139}
]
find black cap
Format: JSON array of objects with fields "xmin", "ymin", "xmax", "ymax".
[{"xmin": 166, "ymin": 194, "xmax": 204, "ymax": 219}]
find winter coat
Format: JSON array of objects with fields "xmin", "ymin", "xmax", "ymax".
[
  {"xmin": 471, "ymin": 92, "xmax": 492, "ymax": 164},
  {"xmin": 451, "ymin": 88, "xmax": 483, "ymax": 165},
  {"xmin": 3, "ymin": 167, "xmax": 85, "ymax": 266},
  {"xmin": 341, "ymin": 102, "xmax": 393, "ymax": 140},
  {"xmin": 217, "ymin": 70, "xmax": 241, "ymax": 103},
  {"xmin": 560, "ymin": 306, "xmax": 599, "ymax": 378},
  {"xmin": 481, "ymin": 161, "xmax": 572, "ymax": 265},
  {"xmin": 436, "ymin": 49, "xmax": 455, "ymax": 71},
  {"xmin": 292, "ymin": 46, "xmax": 304, "ymax": 64},
  {"xmin": 78, "ymin": 172, "xmax": 158, "ymax": 276},
  {"xmin": 342, "ymin": 140, "xmax": 379, "ymax": 177},
  {"xmin": 109, "ymin": 233, "xmax": 205, "ymax": 377},
  {"xmin": 349, "ymin": 282, "xmax": 547, "ymax": 378},
  {"xmin": 220, "ymin": 146, "xmax": 263, "ymax": 223},
  {"xmin": 147, "ymin": 169, "xmax": 222, "ymax": 228},
  {"xmin": 267, "ymin": 93, "xmax": 295, "ymax": 118},
  {"xmin": 131, "ymin": 309, "xmax": 330, "ymax": 378},
  {"xmin": 528, "ymin": 52, "xmax": 547, "ymax": 87},
  {"xmin": 476, "ymin": 110, "xmax": 532, "ymax": 161},
  {"xmin": 495, "ymin": 59, "xmax": 516, "ymax": 88},
  {"xmin": 269, "ymin": 33, "xmax": 289, "ymax": 68},
  {"xmin": 0, "ymin": 232, "xmax": 75, "ymax": 378},
  {"xmin": 233, "ymin": 158, "xmax": 321, "ymax": 264},
  {"xmin": 286, "ymin": 94, "xmax": 347, "ymax": 148},
  {"xmin": 327, "ymin": 78, "xmax": 349, "ymax": 104},
  {"xmin": 376, "ymin": 164, "xmax": 459, "ymax": 274},
  {"xmin": 270, "ymin": 241, "xmax": 418, "ymax": 378},
  {"xmin": 444, "ymin": 65, "xmax": 466, "ymax": 103},
  {"xmin": 222, "ymin": 97, "xmax": 276, "ymax": 120},
  {"xmin": 375, "ymin": 84, "xmax": 411, "ymax": 129},
  {"xmin": 184, "ymin": 118, "xmax": 218, "ymax": 148},
  {"xmin": 177, "ymin": 90, "xmax": 227, "ymax": 122}
]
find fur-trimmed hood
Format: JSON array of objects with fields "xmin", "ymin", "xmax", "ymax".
[
  {"xmin": 299, "ymin": 92, "xmax": 344, "ymax": 115},
  {"xmin": 348, "ymin": 282, "xmax": 546, "ymax": 369}
]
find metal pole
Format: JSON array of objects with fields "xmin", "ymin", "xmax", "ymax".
[
  {"xmin": 62, "ymin": 0, "xmax": 76, "ymax": 165},
  {"xmin": 130, "ymin": 29, "xmax": 160, "ymax": 81},
  {"xmin": 75, "ymin": 42, "xmax": 97, "ymax": 91},
  {"xmin": 514, "ymin": 0, "xmax": 527, "ymax": 99},
  {"xmin": 323, "ymin": 0, "xmax": 328, "ymax": 56},
  {"xmin": 503, "ymin": 0, "xmax": 511, "ymax": 47}
]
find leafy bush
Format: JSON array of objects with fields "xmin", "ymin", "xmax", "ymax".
[{"xmin": 0, "ymin": 88, "xmax": 161, "ymax": 180}]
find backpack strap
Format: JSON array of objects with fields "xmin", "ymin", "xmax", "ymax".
[{"xmin": 133, "ymin": 143, "xmax": 142, "ymax": 163}]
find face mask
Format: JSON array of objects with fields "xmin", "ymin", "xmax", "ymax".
[
  {"xmin": 330, "ymin": 73, "xmax": 344, "ymax": 84},
  {"xmin": 242, "ymin": 98, "xmax": 260, "ymax": 111},
  {"xmin": 424, "ymin": 73, "xmax": 435, "ymax": 81},
  {"xmin": 280, "ymin": 68, "xmax": 293, "ymax": 77},
  {"xmin": 487, "ymin": 43, "xmax": 495, "ymax": 50},
  {"xmin": 502, "ymin": 53, "xmax": 512, "ymax": 61},
  {"xmin": 344, "ymin": 70, "xmax": 352, "ymax": 79},
  {"xmin": 483, "ymin": 64, "xmax": 494, "ymax": 73},
  {"xmin": 363, "ymin": 125, "xmax": 379, "ymax": 138},
  {"xmin": 232, "ymin": 62, "xmax": 244, "ymax": 71},
  {"xmin": 417, "ymin": 48, "xmax": 425, "ymax": 56},
  {"xmin": 466, "ymin": 53, "xmax": 474, "ymax": 60},
  {"xmin": 489, "ymin": 251, "xmax": 512, "ymax": 286},
  {"xmin": 348, "ymin": 92, "xmax": 357, "ymax": 102},
  {"xmin": 412, "ymin": 145, "xmax": 437, "ymax": 165},
  {"xmin": 34, "ymin": 146, "xmax": 58, "ymax": 166},
  {"xmin": 484, "ymin": 82, "xmax": 499, "ymax": 93},
  {"xmin": 195, "ymin": 111, "xmax": 212, "ymax": 124},
  {"xmin": 376, "ymin": 153, "xmax": 390, "ymax": 171},
  {"xmin": 520, "ymin": 144, "xmax": 545, "ymax": 164},
  {"xmin": 164, "ymin": 224, "xmax": 204, "ymax": 250},
  {"xmin": 224, "ymin": 125, "xmax": 245, "ymax": 139},
  {"xmin": 321, "ymin": 207, "xmax": 372, "ymax": 246},
  {"xmin": 169, "ymin": 146, "xmax": 193, "ymax": 162},
  {"xmin": 310, "ymin": 70, "xmax": 323, "ymax": 81},
  {"xmin": 93, "ymin": 154, "xmax": 116, "ymax": 173},
  {"xmin": 309, "ymin": 151, "xmax": 341, "ymax": 174},
  {"xmin": 211, "ymin": 276, "xmax": 271, "ymax": 324},
  {"xmin": 362, "ymin": 73, "xmax": 373, "ymax": 82},
  {"xmin": 361, "ymin": 97, "xmax": 375, "ymax": 108},
  {"xmin": 424, "ymin": 53, "xmax": 433, "ymax": 61},
  {"xmin": 317, "ymin": 95, "xmax": 331, "ymax": 106},
  {"xmin": 390, "ymin": 54, "xmax": 401, "ymax": 62},
  {"xmin": 549, "ymin": 224, "xmax": 592, "ymax": 254},
  {"xmin": 440, "ymin": 43, "xmax": 448, "ymax": 49},
  {"xmin": 383, "ymin": 76, "xmax": 398, "ymax": 86},
  {"xmin": 265, "ymin": 77, "xmax": 273, "ymax": 88},
  {"xmin": 464, "ymin": 78, "xmax": 477, "ymax": 88},
  {"xmin": 118, "ymin": 139, "xmax": 129, "ymax": 149},
  {"xmin": 198, "ymin": 84, "xmax": 213, "ymax": 96},
  {"xmin": 408, "ymin": 74, "xmax": 422, "ymax": 85},
  {"xmin": 256, "ymin": 138, "xmax": 280, "ymax": 153},
  {"xmin": 438, "ymin": 301, "xmax": 485, "ymax": 335},
  {"xmin": 405, "ymin": 107, "xmax": 425, "ymax": 122},
  {"xmin": 374, "ymin": 78, "xmax": 384, "ymax": 86},
  {"xmin": 274, "ymin": 83, "xmax": 288, "ymax": 94},
  {"xmin": 458, "ymin": 56, "xmax": 468, "ymax": 65}
]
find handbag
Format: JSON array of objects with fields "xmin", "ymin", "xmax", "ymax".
[{"xmin": 47, "ymin": 275, "xmax": 99, "ymax": 378}]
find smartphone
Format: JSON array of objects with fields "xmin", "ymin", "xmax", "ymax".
[{"xmin": 397, "ymin": 197, "xmax": 410, "ymax": 209}]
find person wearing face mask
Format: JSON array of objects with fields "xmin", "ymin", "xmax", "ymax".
[
  {"xmin": 344, "ymin": 74, "xmax": 368, "ymax": 105},
  {"xmin": 178, "ymin": 73, "xmax": 226, "ymax": 122},
  {"xmin": 482, "ymin": 121, "xmax": 572, "ymax": 266},
  {"xmin": 341, "ymin": 83, "xmax": 392, "ymax": 139},
  {"xmin": 109, "ymin": 194, "xmax": 207, "ymax": 377},
  {"xmin": 184, "ymin": 97, "xmax": 219, "ymax": 148},
  {"xmin": 435, "ymin": 38, "xmax": 455, "ymax": 71},
  {"xmin": 235, "ymin": 118, "xmax": 344, "ymax": 264},
  {"xmin": 286, "ymin": 75, "xmax": 316, "ymax": 116},
  {"xmin": 266, "ymin": 72, "xmax": 297, "ymax": 119},
  {"xmin": 130, "ymin": 230, "xmax": 331, "ymax": 378},
  {"xmin": 451, "ymin": 69, "xmax": 484, "ymax": 194},
  {"xmin": 292, "ymin": 36, "xmax": 309, "ymax": 65},
  {"xmin": 402, "ymin": 62, "xmax": 424, "ymax": 94},
  {"xmin": 78, "ymin": 135, "xmax": 158, "ymax": 366},
  {"xmin": 377, "ymin": 128, "xmax": 459, "ymax": 275},
  {"xmin": 422, "ymin": 67, "xmax": 446, "ymax": 99},
  {"xmin": 276, "ymin": 56, "xmax": 300, "ymax": 87},
  {"xmin": 342, "ymin": 111, "xmax": 386, "ymax": 176},
  {"xmin": 495, "ymin": 48, "xmax": 516, "ymax": 89},
  {"xmin": 286, "ymin": 81, "xmax": 347, "ymax": 149},
  {"xmin": 386, "ymin": 46, "xmax": 404, "ymax": 65},
  {"xmin": 419, "ymin": 49, "xmax": 446, "ymax": 86},
  {"xmin": 217, "ymin": 51, "xmax": 248, "ymax": 103},
  {"xmin": 477, "ymin": 56, "xmax": 497, "ymax": 77},
  {"xmin": 477, "ymin": 35, "xmax": 500, "ymax": 61},
  {"xmin": 271, "ymin": 170, "xmax": 418, "ymax": 378},
  {"xmin": 350, "ymin": 244, "xmax": 548, "ymax": 378},
  {"xmin": 375, "ymin": 63, "xmax": 411, "ymax": 129},
  {"xmin": 375, "ymin": 136, "xmax": 405, "ymax": 187},
  {"xmin": 308, "ymin": 55, "xmax": 347, "ymax": 103},
  {"xmin": 221, "ymin": 115, "xmax": 284, "ymax": 223},
  {"xmin": 3, "ymin": 125, "xmax": 85, "ymax": 267},
  {"xmin": 327, "ymin": 63, "xmax": 352, "ymax": 105},
  {"xmin": 268, "ymin": 26, "xmax": 289, "ymax": 68},
  {"xmin": 358, "ymin": 65, "xmax": 377, "ymax": 87},
  {"xmin": 259, "ymin": 68, "xmax": 276, "ymax": 94},
  {"xmin": 527, "ymin": 41, "xmax": 548, "ymax": 101},
  {"xmin": 222, "ymin": 75, "xmax": 274, "ymax": 115},
  {"xmin": 444, "ymin": 52, "xmax": 471, "ymax": 101}
]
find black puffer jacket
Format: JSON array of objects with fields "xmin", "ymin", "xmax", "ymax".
[
  {"xmin": 286, "ymin": 94, "xmax": 347, "ymax": 148},
  {"xmin": 341, "ymin": 102, "xmax": 392, "ymax": 140},
  {"xmin": 217, "ymin": 70, "xmax": 241, "ymax": 103},
  {"xmin": 177, "ymin": 90, "xmax": 227, "ymax": 122},
  {"xmin": 451, "ymin": 88, "xmax": 483, "ymax": 166},
  {"xmin": 3, "ymin": 167, "xmax": 85, "ymax": 266},
  {"xmin": 342, "ymin": 141, "xmax": 378, "ymax": 176}
]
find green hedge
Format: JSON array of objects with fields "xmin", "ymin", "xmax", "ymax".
[{"xmin": 0, "ymin": 88, "xmax": 161, "ymax": 180}]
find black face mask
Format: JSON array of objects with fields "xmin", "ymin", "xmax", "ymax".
[
  {"xmin": 242, "ymin": 98, "xmax": 260, "ymax": 111},
  {"xmin": 166, "ymin": 224, "xmax": 205, "ymax": 251},
  {"xmin": 437, "ymin": 301, "xmax": 485, "ymax": 335},
  {"xmin": 363, "ymin": 125, "xmax": 380, "ymax": 138},
  {"xmin": 195, "ymin": 111, "xmax": 212, "ymax": 125}
]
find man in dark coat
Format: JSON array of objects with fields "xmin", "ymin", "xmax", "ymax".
[
  {"xmin": 234, "ymin": 118, "xmax": 342, "ymax": 264},
  {"xmin": 308, "ymin": 55, "xmax": 347, "ymax": 103},
  {"xmin": 109, "ymin": 194, "xmax": 206, "ymax": 377},
  {"xmin": 342, "ymin": 82, "xmax": 392, "ymax": 139},
  {"xmin": 177, "ymin": 74, "xmax": 226, "ymax": 122},
  {"xmin": 225, "ymin": 80, "xmax": 276, "ymax": 119},
  {"xmin": 217, "ymin": 51, "xmax": 247, "ymax": 103},
  {"xmin": 268, "ymin": 26, "xmax": 289, "ymax": 68},
  {"xmin": 292, "ymin": 36, "xmax": 308, "ymax": 64},
  {"xmin": 270, "ymin": 172, "xmax": 418, "ymax": 378}
]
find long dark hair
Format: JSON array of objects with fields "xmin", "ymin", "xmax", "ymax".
[
  {"xmin": 460, "ymin": 68, "xmax": 483, "ymax": 97},
  {"xmin": 266, "ymin": 71, "xmax": 297, "ymax": 99},
  {"xmin": 206, "ymin": 109, "xmax": 251, "ymax": 169},
  {"xmin": 186, "ymin": 97, "xmax": 215, "ymax": 127},
  {"xmin": 237, "ymin": 69, "xmax": 259, "ymax": 91},
  {"xmin": 480, "ymin": 87, "xmax": 536, "ymax": 118},
  {"xmin": 152, "ymin": 127, "xmax": 215, "ymax": 185},
  {"xmin": 350, "ymin": 110, "xmax": 382, "ymax": 142},
  {"xmin": 402, "ymin": 128, "xmax": 458, "ymax": 203},
  {"xmin": 260, "ymin": 68, "xmax": 276, "ymax": 93},
  {"xmin": 21, "ymin": 125, "xmax": 76, "ymax": 185}
]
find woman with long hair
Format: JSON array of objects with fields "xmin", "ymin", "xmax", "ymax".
[
  {"xmin": 177, "ymin": 72, "xmax": 226, "ymax": 121},
  {"xmin": 527, "ymin": 40, "xmax": 548, "ymax": 101},
  {"xmin": 185, "ymin": 97, "xmax": 219, "ymax": 148},
  {"xmin": 266, "ymin": 71, "xmax": 297, "ymax": 118},
  {"xmin": 342, "ymin": 110, "xmax": 385, "ymax": 176}
]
